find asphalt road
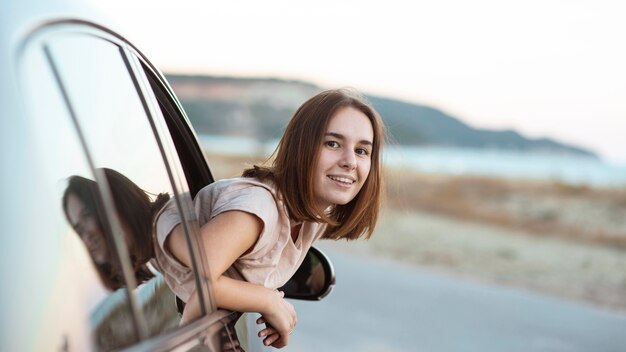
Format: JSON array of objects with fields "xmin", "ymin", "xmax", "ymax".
[{"xmin": 284, "ymin": 243, "xmax": 626, "ymax": 352}]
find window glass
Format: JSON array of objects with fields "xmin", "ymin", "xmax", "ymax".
[
  {"xmin": 30, "ymin": 30, "xmax": 210, "ymax": 345},
  {"xmin": 42, "ymin": 32, "xmax": 208, "ymax": 334},
  {"xmin": 17, "ymin": 33, "xmax": 137, "ymax": 351}
]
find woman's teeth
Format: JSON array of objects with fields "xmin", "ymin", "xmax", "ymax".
[{"xmin": 328, "ymin": 176, "xmax": 354, "ymax": 184}]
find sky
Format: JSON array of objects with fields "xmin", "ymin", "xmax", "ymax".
[{"xmin": 89, "ymin": 0, "xmax": 626, "ymax": 163}]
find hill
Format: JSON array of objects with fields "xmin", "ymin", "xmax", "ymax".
[{"xmin": 165, "ymin": 74, "xmax": 597, "ymax": 158}]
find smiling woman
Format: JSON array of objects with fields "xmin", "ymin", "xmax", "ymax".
[
  {"xmin": 155, "ymin": 88, "xmax": 385, "ymax": 348},
  {"xmin": 245, "ymin": 88, "xmax": 385, "ymax": 240}
]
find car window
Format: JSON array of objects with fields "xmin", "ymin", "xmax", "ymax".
[
  {"xmin": 17, "ymin": 29, "xmax": 139, "ymax": 351},
  {"xmin": 17, "ymin": 24, "xmax": 215, "ymax": 350}
]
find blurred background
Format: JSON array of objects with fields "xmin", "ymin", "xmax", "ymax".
[{"xmin": 90, "ymin": 1, "xmax": 626, "ymax": 350}]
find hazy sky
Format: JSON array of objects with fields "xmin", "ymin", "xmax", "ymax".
[{"xmin": 91, "ymin": 0, "xmax": 626, "ymax": 163}]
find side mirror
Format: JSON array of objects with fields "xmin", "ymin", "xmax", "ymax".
[{"xmin": 279, "ymin": 246, "xmax": 335, "ymax": 300}]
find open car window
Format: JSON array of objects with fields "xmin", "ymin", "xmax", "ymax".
[{"xmin": 17, "ymin": 22, "xmax": 216, "ymax": 350}]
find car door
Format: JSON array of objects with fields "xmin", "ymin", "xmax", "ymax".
[{"xmin": 14, "ymin": 20, "xmax": 240, "ymax": 351}]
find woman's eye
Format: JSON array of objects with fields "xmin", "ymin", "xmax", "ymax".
[
  {"xmin": 325, "ymin": 141, "xmax": 339, "ymax": 148},
  {"xmin": 356, "ymin": 148, "xmax": 370, "ymax": 156}
]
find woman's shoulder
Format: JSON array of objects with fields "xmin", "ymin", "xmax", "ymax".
[
  {"xmin": 194, "ymin": 177, "xmax": 282, "ymax": 216},
  {"xmin": 197, "ymin": 177, "xmax": 277, "ymax": 199}
]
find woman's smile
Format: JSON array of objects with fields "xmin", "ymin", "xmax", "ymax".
[{"xmin": 327, "ymin": 174, "xmax": 356, "ymax": 187}]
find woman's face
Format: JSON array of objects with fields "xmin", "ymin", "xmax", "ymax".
[
  {"xmin": 65, "ymin": 193, "xmax": 110, "ymax": 264},
  {"xmin": 313, "ymin": 106, "xmax": 374, "ymax": 210}
]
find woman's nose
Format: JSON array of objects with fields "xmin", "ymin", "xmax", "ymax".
[{"xmin": 340, "ymin": 150, "xmax": 356, "ymax": 170}]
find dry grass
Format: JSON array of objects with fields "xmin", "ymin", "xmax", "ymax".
[
  {"xmin": 385, "ymin": 167, "xmax": 626, "ymax": 249},
  {"xmin": 358, "ymin": 210, "xmax": 626, "ymax": 312}
]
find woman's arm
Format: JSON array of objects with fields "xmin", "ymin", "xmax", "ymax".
[{"xmin": 166, "ymin": 210, "xmax": 296, "ymax": 348}]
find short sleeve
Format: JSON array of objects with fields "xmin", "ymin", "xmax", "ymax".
[
  {"xmin": 155, "ymin": 198, "xmax": 182, "ymax": 252},
  {"xmin": 153, "ymin": 198, "xmax": 189, "ymax": 271},
  {"xmin": 194, "ymin": 182, "xmax": 282, "ymax": 259}
]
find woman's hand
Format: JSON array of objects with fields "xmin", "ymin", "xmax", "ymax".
[{"xmin": 257, "ymin": 290, "xmax": 296, "ymax": 348}]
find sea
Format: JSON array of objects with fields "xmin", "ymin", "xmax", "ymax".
[{"xmin": 198, "ymin": 134, "xmax": 626, "ymax": 188}]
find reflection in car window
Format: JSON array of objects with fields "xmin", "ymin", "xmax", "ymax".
[
  {"xmin": 62, "ymin": 170, "xmax": 168, "ymax": 290},
  {"xmin": 23, "ymin": 29, "xmax": 210, "ymax": 348},
  {"xmin": 44, "ymin": 31, "xmax": 211, "ymax": 327},
  {"xmin": 17, "ymin": 35, "xmax": 137, "ymax": 350},
  {"xmin": 60, "ymin": 169, "xmax": 180, "ymax": 348}
]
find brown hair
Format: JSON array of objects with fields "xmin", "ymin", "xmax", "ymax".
[
  {"xmin": 62, "ymin": 168, "xmax": 169, "ymax": 290},
  {"xmin": 243, "ymin": 88, "xmax": 384, "ymax": 240}
]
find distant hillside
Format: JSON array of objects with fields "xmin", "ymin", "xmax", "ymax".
[{"xmin": 165, "ymin": 74, "xmax": 597, "ymax": 158}]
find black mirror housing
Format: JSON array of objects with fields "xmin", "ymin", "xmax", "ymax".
[{"xmin": 279, "ymin": 246, "xmax": 335, "ymax": 301}]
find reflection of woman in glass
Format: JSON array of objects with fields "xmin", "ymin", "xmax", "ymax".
[
  {"xmin": 62, "ymin": 168, "xmax": 169, "ymax": 290},
  {"xmin": 158, "ymin": 88, "xmax": 385, "ymax": 348}
]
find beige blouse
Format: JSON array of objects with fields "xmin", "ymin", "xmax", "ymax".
[{"xmin": 151, "ymin": 177, "xmax": 327, "ymax": 302}]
